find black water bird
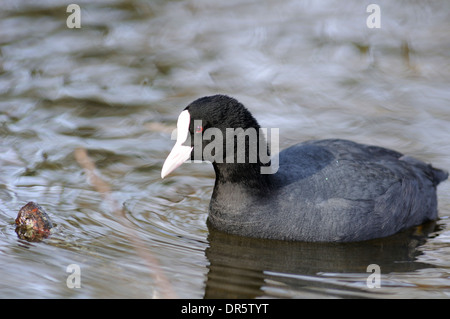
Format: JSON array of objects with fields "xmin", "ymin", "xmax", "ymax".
[{"xmin": 162, "ymin": 95, "xmax": 448, "ymax": 242}]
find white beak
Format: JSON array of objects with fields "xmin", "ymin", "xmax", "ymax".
[{"xmin": 161, "ymin": 110, "xmax": 193, "ymax": 178}]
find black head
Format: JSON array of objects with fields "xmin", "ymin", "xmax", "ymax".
[
  {"xmin": 185, "ymin": 95, "xmax": 260, "ymax": 133},
  {"xmin": 161, "ymin": 95, "xmax": 270, "ymax": 182}
]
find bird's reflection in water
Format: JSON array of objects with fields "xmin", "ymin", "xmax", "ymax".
[{"xmin": 203, "ymin": 221, "xmax": 438, "ymax": 298}]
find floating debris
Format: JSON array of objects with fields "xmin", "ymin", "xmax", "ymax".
[{"xmin": 15, "ymin": 202, "xmax": 53, "ymax": 242}]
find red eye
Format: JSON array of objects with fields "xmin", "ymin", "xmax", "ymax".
[{"xmin": 195, "ymin": 125, "xmax": 203, "ymax": 133}]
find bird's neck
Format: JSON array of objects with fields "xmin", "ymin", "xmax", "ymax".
[
  {"xmin": 207, "ymin": 162, "xmax": 274, "ymax": 234},
  {"xmin": 212, "ymin": 162, "xmax": 273, "ymax": 194}
]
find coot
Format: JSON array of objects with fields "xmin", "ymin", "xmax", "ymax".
[{"xmin": 161, "ymin": 95, "xmax": 448, "ymax": 242}]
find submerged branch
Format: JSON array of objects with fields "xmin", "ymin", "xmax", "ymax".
[{"xmin": 74, "ymin": 147, "xmax": 176, "ymax": 298}]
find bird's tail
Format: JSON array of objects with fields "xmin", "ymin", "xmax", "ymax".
[
  {"xmin": 400, "ymin": 155, "xmax": 448, "ymax": 187},
  {"xmin": 431, "ymin": 166, "xmax": 449, "ymax": 187}
]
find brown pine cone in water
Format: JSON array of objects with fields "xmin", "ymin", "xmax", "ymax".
[{"xmin": 15, "ymin": 202, "xmax": 53, "ymax": 241}]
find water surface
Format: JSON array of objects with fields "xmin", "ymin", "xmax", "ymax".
[{"xmin": 0, "ymin": 0, "xmax": 449, "ymax": 298}]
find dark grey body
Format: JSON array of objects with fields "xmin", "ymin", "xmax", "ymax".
[{"xmin": 208, "ymin": 139, "xmax": 447, "ymax": 242}]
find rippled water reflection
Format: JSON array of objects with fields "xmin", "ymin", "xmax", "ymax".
[{"xmin": 0, "ymin": 0, "xmax": 449, "ymax": 298}]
